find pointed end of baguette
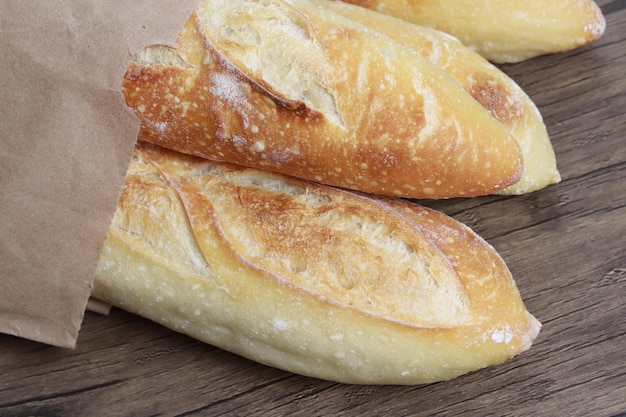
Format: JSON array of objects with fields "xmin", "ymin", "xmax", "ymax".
[
  {"xmin": 583, "ymin": 0, "xmax": 606, "ymax": 43},
  {"xmin": 522, "ymin": 313, "xmax": 542, "ymax": 352}
]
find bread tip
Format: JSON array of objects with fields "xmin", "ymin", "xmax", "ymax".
[
  {"xmin": 521, "ymin": 313, "xmax": 542, "ymax": 353},
  {"xmin": 579, "ymin": 0, "xmax": 606, "ymax": 45},
  {"xmin": 590, "ymin": 1, "xmax": 607, "ymax": 39}
]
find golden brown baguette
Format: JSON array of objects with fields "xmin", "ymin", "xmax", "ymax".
[
  {"xmin": 314, "ymin": 0, "xmax": 560, "ymax": 194},
  {"xmin": 123, "ymin": 0, "xmax": 524, "ymax": 200},
  {"xmin": 339, "ymin": 0, "xmax": 606, "ymax": 63},
  {"xmin": 93, "ymin": 142, "xmax": 541, "ymax": 385}
]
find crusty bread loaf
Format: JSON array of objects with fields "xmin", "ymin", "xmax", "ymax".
[
  {"xmin": 123, "ymin": 0, "xmax": 524, "ymax": 200},
  {"xmin": 339, "ymin": 0, "xmax": 605, "ymax": 63},
  {"xmin": 93, "ymin": 142, "xmax": 541, "ymax": 385},
  {"xmin": 314, "ymin": 0, "xmax": 560, "ymax": 194}
]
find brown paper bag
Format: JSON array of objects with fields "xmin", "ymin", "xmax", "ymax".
[{"xmin": 0, "ymin": 0, "xmax": 196, "ymax": 348}]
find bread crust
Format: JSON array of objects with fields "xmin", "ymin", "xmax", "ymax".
[
  {"xmin": 122, "ymin": 0, "xmax": 523, "ymax": 199},
  {"xmin": 93, "ymin": 142, "xmax": 540, "ymax": 385},
  {"xmin": 340, "ymin": 0, "xmax": 606, "ymax": 63},
  {"xmin": 314, "ymin": 0, "xmax": 560, "ymax": 194}
]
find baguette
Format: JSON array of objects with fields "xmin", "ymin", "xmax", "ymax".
[
  {"xmin": 123, "ymin": 0, "xmax": 524, "ymax": 200},
  {"xmin": 339, "ymin": 0, "xmax": 606, "ymax": 63},
  {"xmin": 93, "ymin": 142, "xmax": 541, "ymax": 385},
  {"xmin": 314, "ymin": 0, "xmax": 560, "ymax": 194}
]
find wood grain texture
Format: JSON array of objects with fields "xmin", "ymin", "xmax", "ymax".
[{"xmin": 2, "ymin": 1, "xmax": 624, "ymax": 415}]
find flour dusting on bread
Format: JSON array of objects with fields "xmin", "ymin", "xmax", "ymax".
[{"xmin": 198, "ymin": 0, "xmax": 344, "ymax": 127}]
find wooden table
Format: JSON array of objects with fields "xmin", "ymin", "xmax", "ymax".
[{"xmin": 2, "ymin": 2, "xmax": 624, "ymax": 416}]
